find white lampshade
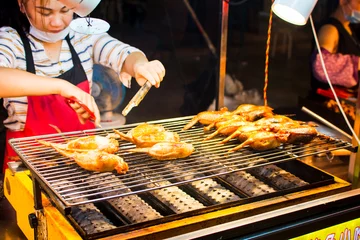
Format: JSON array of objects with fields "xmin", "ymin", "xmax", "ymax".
[
  {"xmin": 272, "ymin": 0, "xmax": 318, "ymax": 25},
  {"xmin": 58, "ymin": 0, "xmax": 101, "ymax": 17}
]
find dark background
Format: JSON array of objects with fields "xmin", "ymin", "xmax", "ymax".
[{"xmin": 90, "ymin": 0, "xmax": 331, "ymax": 124}]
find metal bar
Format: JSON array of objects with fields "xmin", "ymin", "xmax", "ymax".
[
  {"xmin": 166, "ymin": 189, "xmax": 360, "ymax": 240},
  {"xmin": 182, "ymin": 0, "xmax": 217, "ymax": 57},
  {"xmin": 216, "ymin": 0, "xmax": 228, "ymax": 110},
  {"xmin": 301, "ymin": 106, "xmax": 352, "ymax": 140},
  {"xmin": 349, "ymin": 88, "xmax": 360, "ymax": 187}
]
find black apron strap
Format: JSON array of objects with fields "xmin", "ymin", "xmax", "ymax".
[{"xmin": 16, "ymin": 27, "xmax": 36, "ymax": 74}]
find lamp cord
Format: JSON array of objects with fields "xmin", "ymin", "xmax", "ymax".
[
  {"xmin": 310, "ymin": 15, "xmax": 360, "ymax": 146},
  {"xmin": 263, "ymin": 0, "xmax": 274, "ymax": 107}
]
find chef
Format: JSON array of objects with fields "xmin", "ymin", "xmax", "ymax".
[{"xmin": 0, "ymin": 0, "xmax": 165, "ymax": 171}]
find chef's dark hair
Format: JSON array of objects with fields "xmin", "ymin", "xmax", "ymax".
[{"xmin": 0, "ymin": 0, "xmax": 30, "ymax": 32}]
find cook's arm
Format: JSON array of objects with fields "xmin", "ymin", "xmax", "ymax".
[
  {"xmin": 0, "ymin": 67, "xmax": 74, "ymax": 97},
  {"xmin": 0, "ymin": 67, "xmax": 101, "ymax": 125},
  {"xmin": 121, "ymin": 52, "xmax": 165, "ymax": 88},
  {"xmin": 91, "ymin": 34, "xmax": 165, "ymax": 88}
]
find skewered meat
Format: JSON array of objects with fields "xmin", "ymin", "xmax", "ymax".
[
  {"xmin": 204, "ymin": 114, "xmax": 245, "ymax": 131},
  {"xmin": 48, "ymin": 145, "xmax": 128, "ymax": 174},
  {"xmin": 38, "ymin": 135, "xmax": 119, "ymax": 154},
  {"xmin": 114, "ymin": 126, "xmax": 180, "ymax": 148},
  {"xmin": 183, "ymin": 107, "xmax": 232, "ymax": 130},
  {"xmin": 204, "ymin": 119, "xmax": 251, "ymax": 141},
  {"xmin": 277, "ymin": 125, "xmax": 318, "ymax": 144},
  {"xmin": 253, "ymin": 115, "xmax": 294, "ymax": 125},
  {"xmin": 232, "ymin": 104, "xmax": 259, "ymax": 113},
  {"xmin": 221, "ymin": 125, "xmax": 262, "ymax": 143},
  {"xmin": 203, "ymin": 114, "xmax": 244, "ymax": 131},
  {"xmin": 127, "ymin": 142, "xmax": 195, "ymax": 160},
  {"xmin": 230, "ymin": 131, "xmax": 288, "ymax": 152}
]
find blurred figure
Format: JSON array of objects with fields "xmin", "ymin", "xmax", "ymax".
[{"xmin": 310, "ymin": 0, "xmax": 360, "ymax": 100}]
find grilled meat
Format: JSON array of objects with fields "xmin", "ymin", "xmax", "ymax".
[
  {"xmin": 116, "ymin": 123, "xmax": 166, "ymax": 142},
  {"xmin": 114, "ymin": 124, "xmax": 180, "ymax": 148},
  {"xmin": 232, "ymin": 104, "xmax": 259, "ymax": 114},
  {"xmin": 253, "ymin": 115, "xmax": 294, "ymax": 125},
  {"xmin": 230, "ymin": 131, "xmax": 288, "ymax": 152},
  {"xmin": 203, "ymin": 114, "xmax": 244, "ymax": 131},
  {"xmin": 127, "ymin": 142, "xmax": 195, "ymax": 160},
  {"xmin": 233, "ymin": 104, "xmax": 274, "ymax": 121},
  {"xmin": 228, "ymin": 125, "xmax": 318, "ymax": 152},
  {"xmin": 183, "ymin": 107, "xmax": 233, "ymax": 130},
  {"xmin": 221, "ymin": 124, "xmax": 261, "ymax": 143},
  {"xmin": 277, "ymin": 125, "xmax": 319, "ymax": 144},
  {"xmin": 37, "ymin": 135, "xmax": 119, "ymax": 154},
  {"xmin": 204, "ymin": 118, "xmax": 250, "ymax": 140},
  {"xmin": 51, "ymin": 146, "xmax": 128, "ymax": 174}
]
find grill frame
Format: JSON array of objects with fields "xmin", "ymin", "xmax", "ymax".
[{"xmin": 9, "ymin": 116, "xmax": 355, "ymax": 214}]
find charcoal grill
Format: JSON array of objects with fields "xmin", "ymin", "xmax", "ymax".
[{"xmin": 6, "ymin": 116, "xmax": 356, "ymax": 239}]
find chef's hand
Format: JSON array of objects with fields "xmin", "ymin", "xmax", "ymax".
[
  {"xmin": 59, "ymin": 81, "xmax": 101, "ymax": 126},
  {"xmin": 134, "ymin": 60, "xmax": 165, "ymax": 88}
]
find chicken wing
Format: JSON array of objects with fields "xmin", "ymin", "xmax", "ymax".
[
  {"xmin": 127, "ymin": 142, "xmax": 195, "ymax": 160},
  {"xmin": 38, "ymin": 135, "xmax": 119, "ymax": 154}
]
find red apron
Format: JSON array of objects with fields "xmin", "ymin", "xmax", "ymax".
[{"xmin": 3, "ymin": 33, "xmax": 95, "ymax": 172}]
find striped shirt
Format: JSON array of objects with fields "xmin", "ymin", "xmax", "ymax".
[{"xmin": 0, "ymin": 26, "xmax": 143, "ymax": 131}]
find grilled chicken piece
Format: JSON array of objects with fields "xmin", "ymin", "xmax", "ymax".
[
  {"xmin": 116, "ymin": 123, "xmax": 166, "ymax": 142},
  {"xmin": 127, "ymin": 142, "xmax": 195, "ymax": 160},
  {"xmin": 221, "ymin": 124, "xmax": 261, "ymax": 143},
  {"xmin": 204, "ymin": 114, "xmax": 246, "ymax": 132},
  {"xmin": 115, "ymin": 129, "xmax": 180, "ymax": 148},
  {"xmin": 253, "ymin": 115, "xmax": 294, "ymax": 125},
  {"xmin": 183, "ymin": 107, "xmax": 232, "ymax": 130},
  {"xmin": 114, "ymin": 123, "xmax": 180, "ymax": 147},
  {"xmin": 232, "ymin": 104, "xmax": 258, "ymax": 114},
  {"xmin": 277, "ymin": 125, "xmax": 319, "ymax": 144},
  {"xmin": 204, "ymin": 119, "xmax": 250, "ymax": 141},
  {"xmin": 203, "ymin": 114, "xmax": 244, "ymax": 131},
  {"xmin": 230, "ymin": 131, "xmax": 288, "ymax": 152},
  {"xmin": 233, "ymin": 104, "xmax": 274, "ymax": 121},
  {"xmin": 49, "ymin": 145, "xmax": 128, "ymax": 174},
  {"xmin": 38, "ymin": 135, "xmax": 119, "ymax": 154}
]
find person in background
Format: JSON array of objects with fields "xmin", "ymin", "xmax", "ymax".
[
  {"xmin": 310, "ymin": 0, "xmax": 360, "ymax": 99},
  {"xmin": 0, "ymin": 0, "xmax": 166, "ymax": 172}
]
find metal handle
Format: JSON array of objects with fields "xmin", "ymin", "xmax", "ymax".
[
  {"xmin": 122, "ymin": 81, "xmax": 152, "ymax": 116},
  {"xmin": 301, "ymin": 106, "xmax": 352, "ymax": 140}
]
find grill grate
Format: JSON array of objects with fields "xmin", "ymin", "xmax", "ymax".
[{"xmin": 9, "ymin": 116, "xmax": 354, "ymax": 207}]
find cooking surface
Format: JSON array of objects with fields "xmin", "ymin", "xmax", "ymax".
[
  {"xmin": 5, "ymin": 115, "xmax": 354, "ymax": 239},
  {"xmin": 9, "ymin": 116, "xmax": 353, "ymax": 208}
]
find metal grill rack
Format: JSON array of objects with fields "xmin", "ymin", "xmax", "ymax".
[{"xmin": 9, "ymin": 116, "xmax": 355, "ymax": 210}]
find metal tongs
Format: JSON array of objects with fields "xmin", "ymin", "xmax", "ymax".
[
  {"xmin": 67, "ymin": 96, "xmax": 102, "ymax": 128},
  {"xmin": 122, "ymin": 81, "xmax": 152, "ymax": 116}
]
